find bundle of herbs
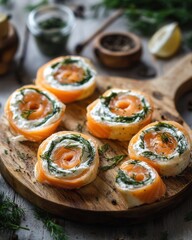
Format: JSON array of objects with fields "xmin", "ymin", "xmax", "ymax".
[
  {"xmin": 94, "ymin": 0, "xmax": 192, "ymax": 48},
  {"xmin": 99, "ymin": 143, "xmax": 127, "ymax": 171},
  {"xmin": 0, "ymin": 192, "xmax": 67, "ymax": 240},
  {"xmin": 98, "ymin": 0, "xmax": 192, "ymax": 35},
  {"xmin": 35, "ymin": 208, "xmax": 68, "ymax": 240}
]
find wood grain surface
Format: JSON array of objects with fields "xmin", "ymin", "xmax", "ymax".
[{"xmin": 1, "ymin": 54, "xmax": 192, "ymax": 224}]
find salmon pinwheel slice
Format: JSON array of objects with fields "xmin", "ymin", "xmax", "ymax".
[
  {"xmin": 116, "ymin": 160, "xmax": 166, "ymax": 208},
  {"xmin": 5, "ymin": 85, "xmax": 65, "ymax": 142},
  {"xmin": 35, "ymin": 131, "xmax": 99, "ymax": 189},
  {"xmin": 87, "ymin": 88, "xmax": 153, "ymax": 141},
  {"xmin": 36, "ymin": 56, "xmax": 96, "ymax": 103},
  {"xmin": 128, "ymin": 121, "xmax": 191, "ymax": 176}
]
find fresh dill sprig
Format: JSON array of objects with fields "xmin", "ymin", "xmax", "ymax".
[
  {"xmin": 98, "ymin": 143, "xmax": 109, "ymax": 155},
  {"xmin": 99, "ymin": 143, "xmax": 127, "ymax": 171},
  {"xmin": 100, "ymin": 155, "xmax": 127, "ymax": 171},
  {"xmin": 0, "ymin": 192, "xmax": 29, "ymax": 231},
  {"xmin": 35, "ymin": 208, "xmax": 68, "ymax": 240}
]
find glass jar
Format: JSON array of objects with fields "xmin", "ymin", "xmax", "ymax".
[{"xmin": 27, "ymin": 4, "xmax": 75, "ymax": 57}]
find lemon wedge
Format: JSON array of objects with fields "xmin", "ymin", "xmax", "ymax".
[{"xmin": 148, "ymin": 23, "xmax": 182, "ymax": 58}]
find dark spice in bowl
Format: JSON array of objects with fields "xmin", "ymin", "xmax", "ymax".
[
  {"xmin": 100, "ymin": 34, "xmax": 135, "ymax": 52},
  {"xmin": 94, "ymin": 32, "xmax": 142, "ymax": 68}
]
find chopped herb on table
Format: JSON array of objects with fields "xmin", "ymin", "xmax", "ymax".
[
  {"xmin": 0, "ymin": 191, "xmax": 68, "ymax": 239},
  {"xmin": 99, "ymin": 143, "xmax": 127, "ymax": 171},
  {"xmin": 0, "ymin": 192, "xmax": 29, "ymax": 231},
  {"xmin": 35, "ymin": 208, "xmax": 68, "ymax": 240}
]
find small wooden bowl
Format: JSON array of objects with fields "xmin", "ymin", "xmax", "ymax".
[{"xmin": 94, "ymin": 32, "xmax": 142, "ymax": 69}]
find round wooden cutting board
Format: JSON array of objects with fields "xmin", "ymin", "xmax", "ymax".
[{"xmin": 1, "ymin": 55, "xmax": 192, "ymax": 224}]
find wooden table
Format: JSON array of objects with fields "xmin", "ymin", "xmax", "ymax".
[{"xmin": 1, "ymin": 0, "xmax": 192, "ymax": 239}]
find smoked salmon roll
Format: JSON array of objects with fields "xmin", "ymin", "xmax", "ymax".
[
  {"xmin": 36, "ymin": 56, "xmax": 96, "ymax": 103},
  {"xmin": 35, "ymin": 131, "xmax": 99, "ymax": 189},
  {"xmin": 128, "ymin": 121, "xmax": 191, "ymax": 176},
  {"xmin": 87, "ymin": 88, "xmax": 153, "ymax": 141},
  {"xmin": 116, "ymin": 160, "xmax": 166, "ymax": 208},
  {"xmin": 5, "ymin": 85, "xmax": 65, "ymax": 142}
]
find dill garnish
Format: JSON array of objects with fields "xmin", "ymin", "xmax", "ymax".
[
  {"xmin": 99, "ymin": 93, "xmax": 150, "ymax": 123},
  {"xmin": 139, "ymin": 122, "xmax": 187, "ymax": 157},
  {"xmin": 35, "ymin": 208, "xmax": 68, "ymax": 240},
  {"xmin": 0, "ymin": 192, "xmax": 29, "ymax": 231},
  {"xmin": 100, "ymin": 155, "xmax": 127, "ymax": 171},
  {"xmin": 99, "ymin": 143, "xmax": 127, "ymax": 171},
  {"xmin": 98, "ymin": 143, "xmax": 109, "ymax": 155},
  {"xmin": 41, "ymin": 134, "xmax": 95, "ymax": 174},
  {"xmin": 100, "ymin": 92, "xmax": 117, "ymax": 107},
  {"xmin": 21, "ymin": 109, "xmax": 35, "ymax": 119},
  {"xmin": 51, "ymin": 59, "xmax": 78, "ymax": 69},
  {"xmin": 19, "ymin": 88, "xmax": 61, "ymax": 127},
  {"xmin": 116, "ymin": 160, "xmax": 152, "ymax": 187},
  {"xmin": 63, "ymin": 58, "xmax": 78, "ymax": 65},
  {"xmin": 50, "ymin": 58, "xmax": 93, "ymax": 86}
]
